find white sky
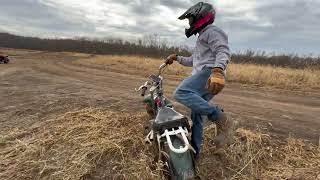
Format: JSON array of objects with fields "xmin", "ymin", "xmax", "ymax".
[{"xmin": 0, "ymin": 0, "xmax": 320, "ymax": 54}]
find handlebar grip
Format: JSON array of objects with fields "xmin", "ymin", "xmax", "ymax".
[{"xmin": 141, "ymin": 87, "xmax": 147, "ymax": 96}]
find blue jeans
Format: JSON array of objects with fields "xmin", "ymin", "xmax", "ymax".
[{"xmin": 173, "ymin": 67, "xmax": 222, "ymax": 155}]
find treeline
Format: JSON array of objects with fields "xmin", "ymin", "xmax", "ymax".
[
  {"xmin": 0, "ymin": 33, "xmax": 191, "ymax": 58},
  {"xmin": 232, "ymin": 50, "xmax": 320, "ymax": 69},
  {"xmin": 0, "ymin": 32, "xmax": 319, "ymax": 69}
]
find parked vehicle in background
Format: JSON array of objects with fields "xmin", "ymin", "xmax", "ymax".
[{"xmin": 0, "ymin": 54, "xmax": 10, "ymax": 64}]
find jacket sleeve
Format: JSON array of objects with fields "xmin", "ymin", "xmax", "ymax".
[
  {"xmin": 207, "ymin": 29, "xmax": 230, "ymax": 70},
  {"xmin": 177, "ymin": 55, "xmax": 193, "ymax": 67}
]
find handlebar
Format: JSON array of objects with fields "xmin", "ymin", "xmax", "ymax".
[
  {"xmin": 135, "ymin": 62, "xmax": 168, "ymax": 95},
  {"xmin": 141, "ymin": 86, "xmax": 147, "ymax": 96},
  {"xmin": 135, "ymin": 81, "xmax": 149, "ymax": 96},
  {"xmin": 157, "ymin": 62, "xmax": 168, "ymax": 76},
  {"xmin": 159, "ymin": 62, "xmax": 167, "ymax": 69}
]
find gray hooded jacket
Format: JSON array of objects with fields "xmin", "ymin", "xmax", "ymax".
[{"xmin": 177, "ymin": 25, "xmax": 230, "ymax": 75}]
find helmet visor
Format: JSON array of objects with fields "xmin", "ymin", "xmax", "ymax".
[{"xmin": 178, "ymin": 2, "xmax": 203, "ymax": 20}]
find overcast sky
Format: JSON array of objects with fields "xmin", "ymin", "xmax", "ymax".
[{"xmin": 0, "ymin": 0, "xmax": 319, "ymax": 54}]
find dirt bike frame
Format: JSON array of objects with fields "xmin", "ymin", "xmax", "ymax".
[
  {"xmin": 135, "ymin": 63, "xmax": 191, "ymax": 153},
  {"xmin": 136, "ymin": 62, "xmax": 196, "ymax": 179}
]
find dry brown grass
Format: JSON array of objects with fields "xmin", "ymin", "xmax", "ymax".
[
  {"xmin": 74, "ymin": 55, "xmax": 320, "ymax": 90},
  {"xmin": 0, "ymin": 109, "xmax": 161, "ymax": 180},
  {"xmin": 201, "ymin": 125, "xmax": 320, "ymax": 179},
  {"xmin": 227, "ymin": 63, "xmax": 320, "ymax": 90},
  {"xmin": 1, "ymin": 109, "xmax": 319, "ymax": 179}
]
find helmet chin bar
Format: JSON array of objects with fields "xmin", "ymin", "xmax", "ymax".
[
  {"xmin": 184, "ymin": 13, "xmax": 215, "ymax": 38},
  {"xmin": 185, "ymin": 28, "xmax": 195, "ymax": 38}
]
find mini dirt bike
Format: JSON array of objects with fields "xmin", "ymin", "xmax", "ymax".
[
  {"xmin": 0, "ymin": 55, "xmax": 9, "ymax": 64},
  {"xmin": 136, "ymin": 62, "xmax": 196, "ymax": 180}
]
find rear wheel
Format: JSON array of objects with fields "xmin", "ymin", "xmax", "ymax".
[{"xmin": 162, "ymin": 136, "xmax": 195, "ymax": 180}]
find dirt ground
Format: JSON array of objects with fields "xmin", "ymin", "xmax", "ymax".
[{"xmin": 0, "ymin": 49, "xmax": 319, "ymax": 144}]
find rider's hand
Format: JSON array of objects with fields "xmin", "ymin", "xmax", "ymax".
[
  {"xmin": 206, "ymin": 68, "xmax": 225, "ymax": 95},
  {"xmin": 165, "ymin": 54, "xmax": 177, "ymax": 65}
]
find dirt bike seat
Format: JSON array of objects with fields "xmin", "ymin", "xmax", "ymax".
[{"xmin": 153, "ymin": 107, "xmax": 190, "ymax": 133}]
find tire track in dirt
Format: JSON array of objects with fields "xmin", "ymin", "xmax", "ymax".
[{"xmin": 0, "ymin": 51, "xmax": 319, "ymax": 143}]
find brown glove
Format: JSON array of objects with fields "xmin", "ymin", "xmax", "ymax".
[
  {"xmin": 206, "ymin": 68, "xmax": 226, "ymax": 95},
  {"xmin": 165, "ymin": 54, "xmax": 177, "ymax": 64}
]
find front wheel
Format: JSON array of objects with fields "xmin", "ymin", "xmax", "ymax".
[{"xmin": 162, "ymin": 136, "xmax": 195, "ymax": 180}]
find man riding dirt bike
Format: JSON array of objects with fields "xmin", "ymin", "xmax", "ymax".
[
  {"xmin": 165, "ymin": 2, "xmax": 234, "ymax": 159},
  {"xmin": 136, "ymin": 2, "xmax": 235, "ymax": 178}
]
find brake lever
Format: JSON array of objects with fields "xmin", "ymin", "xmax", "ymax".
[{"xmin": 136, "ymin": 62, "xmax": 166, "ymax": 92}]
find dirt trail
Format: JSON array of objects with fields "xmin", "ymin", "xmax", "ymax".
[{"xmin": 0, "ymin": 50, "xmax": 319, "ymax": 142}]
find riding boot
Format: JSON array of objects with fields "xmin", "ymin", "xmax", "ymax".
[{"xmin": 211, "ymin": 112, "xmax": 234, "ymax": 149}]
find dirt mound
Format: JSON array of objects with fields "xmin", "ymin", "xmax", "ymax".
[{"xmin": 0, "ymin": 109, "xmax": 319, "ymax": 179}]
